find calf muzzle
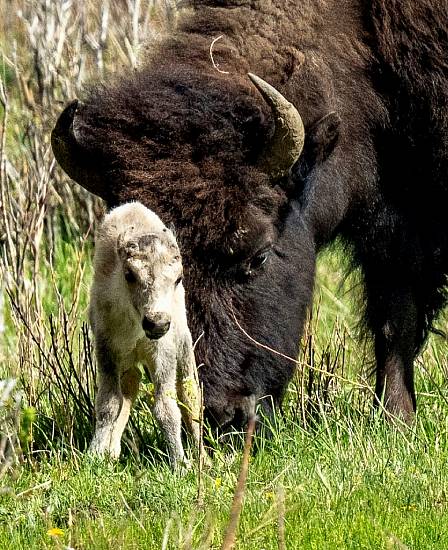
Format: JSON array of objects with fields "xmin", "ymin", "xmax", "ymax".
[{"xmin": 142, "ymin": 315, "xmax": 171, "ymax": 339}]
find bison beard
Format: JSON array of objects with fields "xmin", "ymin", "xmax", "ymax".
[{"xmin": 52, "ymin": 1, "xmax": 448, "ymax": 430}]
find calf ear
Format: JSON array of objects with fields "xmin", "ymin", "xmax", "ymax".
[{"xmin": 295, "ymin": 112, "xmax": 341, "ymax": 176}]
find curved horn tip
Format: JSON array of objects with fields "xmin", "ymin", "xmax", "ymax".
[
  {"xmin": 248, "ymin": 73, "xmax": 271, "ymax": 97},
  {"xmin": 57, "ymin": 99, "xmax": 80, "ymax": 123},
  {"xmin": 248, "ymin": 72, "xmax": 276, "ymax": 94},
  {"xmin": 52, "ymin": 99, "xmax": 84, "ymax": 142},
  {"xmin": 247, "ymin": 73, "xmax": 293, "ymax": 108}
]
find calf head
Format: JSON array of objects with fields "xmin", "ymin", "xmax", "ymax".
[{"xmin": 117, "ymin": 230, "xmax": 183, "ymax": 340}]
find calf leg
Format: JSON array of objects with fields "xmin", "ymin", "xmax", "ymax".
[
  {"xmin": 177, "ymin": 342, "xmax": 202, "ymax": 453},
  {"xmin": 89, "ymin": 339, "xmax": 140, "ymax": 458},
  {"xmin": 108, "ymin": 365, "xmax": 142, "ymax": 457},
  {"xmin": 366, "ymin": 284, "xmax": 419, "ymax": 422},
  {"xmin": 151, "ymin": 360, "xmax": 186, "ymax": 469},
  {"xmin": 89, "ymin": 366, "xmax": 123, "ymax": 458}
]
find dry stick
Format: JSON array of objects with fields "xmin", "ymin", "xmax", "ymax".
[
  {"xmin": 161, "ymin": 518, "xmax": 173, "ymax": 550},
  {"xmin": 209, "ymin": 35, "xmax": 230, "ymax": 74},
  {"xmin": 118, "ymin": 490, "xmax": 147, "ymax": 533},
  {"xmin": 182, "ymin": 518, "xmax": 195, "ymax": 550},
  {"xmin": 197, "ymin": 381, "xmax": 205, "ymax": 507},
  {"xmin": 221, "ymin": 414, "xmax": 256, "ymax": 550},
  {"xmin": 231, "ymin": 310, "xmax": 372, "ymax": 391},
  {"xmin": 0, "ymin": 75, "xmax": 15, "ymax": 271},
  {"xmin": 16, "ymin": 480, "xmax": 52, "ymax": 498},
  {"xmin": 277, "ymin": 484, "xmax": 286, "ymax": 550},
  {"xmin": 194, "ymin": 332, "xmax": 207, "ymax": 506},
  {"xmin": 418, "ymin": 360, "xmax": 448, "ymax": 409}
]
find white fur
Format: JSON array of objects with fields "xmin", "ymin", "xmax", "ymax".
[{"xmin": 89, "ymin": 202, "xmax": 203, "ymax": 468}]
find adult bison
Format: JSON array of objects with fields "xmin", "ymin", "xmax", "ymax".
[{"xmin": 52, "ymin": 1, "xmax": 448, "ymax": 429}]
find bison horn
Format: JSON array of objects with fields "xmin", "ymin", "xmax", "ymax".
[
  {"xmin": 248, "ymin": 73, "xmax": 305, "ymax": 180},
  {"xmin": 51, "ymin": 100, "xmax": 107, "ymax": 198}
]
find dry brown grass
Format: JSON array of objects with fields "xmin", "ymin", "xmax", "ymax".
[{"xmin": 0, "ymin": 0, "xmax": 175, "ymax": 458}]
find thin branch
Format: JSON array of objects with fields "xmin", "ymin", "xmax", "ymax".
[
  {"xmin": 221, "ymin": 414, "xmax": 256, "ymax": 550},
  {"xmin": 209, "ymin": 36, "xmax": 229, "ymax": 74}
]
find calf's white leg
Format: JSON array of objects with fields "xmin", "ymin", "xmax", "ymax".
[
  {"xmin": 89, "ymin": 339, "xmax": 141, "ymax": 459},
  {"xmin": 177, "ymin": 339, "xmax": 202, "ymax": 455},
  {"xmin": 89, "ymin": 368, "xmax": 123, "ymax": 458},
  {"xmin": 108, "ymin": 365, "xmax": 142, "ymax": 456},
  {"xmin": 150, "ymin": 352, "xmax": 186, "ymax": 469}
]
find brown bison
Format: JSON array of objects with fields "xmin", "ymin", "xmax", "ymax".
[{"xmin": 52, "ymin": 1, "xmax": 448, "ymax": 430}]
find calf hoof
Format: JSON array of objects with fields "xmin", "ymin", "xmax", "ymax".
[
  {"xmin": 171, "ymin": 456, "xmax": 192, "ymax": 474},
  {"xmin": 88, "ymin": 439, "xmax": 121, "ymax": 460}
]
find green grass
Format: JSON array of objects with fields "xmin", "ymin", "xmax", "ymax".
[
  {"xmin": 1, "ymin": 243, "xmax": 448, "ymax": 549},
  {"xmin": 1, "ymin": 413, "xmax": 448, "ymax": 549}
]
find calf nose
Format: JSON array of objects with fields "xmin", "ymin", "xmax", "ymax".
[{"xmin": 142, "ymin": 314, "xmax": 171, "ymax": 339}]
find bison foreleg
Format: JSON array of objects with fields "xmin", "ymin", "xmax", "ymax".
[{"xmin": 369, "ymin": 287, "xmax": 418, "ymax": 423}]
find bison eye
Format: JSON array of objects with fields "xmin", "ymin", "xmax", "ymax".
[
  {"xmin": 248, "ymin": 249, "xmax": 270, "ymax": 272},
  {"xmin": 124, "ymin": 270, "xmax": 137, "ymax": 283},
  {"xmin": 175, "ymin": 276, "xmax": 183, "ymax": 286}
]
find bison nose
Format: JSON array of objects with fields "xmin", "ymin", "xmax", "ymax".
[{"xmin": 142, "ymin": 314, "xmax": 171, "ymax": 339}]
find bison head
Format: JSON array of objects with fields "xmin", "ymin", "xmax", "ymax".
[{"xmin": 52, "ymin": 65, "xmax": 340, "ymax": 432}]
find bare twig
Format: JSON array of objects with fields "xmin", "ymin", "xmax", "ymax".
[
  {"xmin": 16, "ymin": 480, "xmax": 52, "ymax": 498},
  {"xmin": 209, "ymin": 36, "xmax": 230, "ymax": 74},
  {"xmin": 118, "ymin": 490, "xmax": 147, "ymax": 533},
  {"xmin": 221, "ymin": 414, "xmax": 256, "ymax": 550},
  {"xmin": 277, "ymin": 484, "xmax": 286, "ymax": 550}
]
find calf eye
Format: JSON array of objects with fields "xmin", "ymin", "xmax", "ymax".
[{"xmin": 124, "ymin": 270, "xmax": 137, "ymax": 283}]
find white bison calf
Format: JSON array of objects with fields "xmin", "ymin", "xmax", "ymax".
[{"xmin": 89, "ymin": 202, "xmax": 202, "ymax": 468}]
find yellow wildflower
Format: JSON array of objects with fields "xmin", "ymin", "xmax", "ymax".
[{"xmin": 47, "ymin": 527, "xmax": 64, "ymax": 537}]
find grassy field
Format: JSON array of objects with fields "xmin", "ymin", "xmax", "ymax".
[
  {"xmin": 1, "ymin": 243, "xmax": 447, "ymax": 550},
  {"xmin": 1, "ymin": 2, "xmax": 448, "ymax": 549}
]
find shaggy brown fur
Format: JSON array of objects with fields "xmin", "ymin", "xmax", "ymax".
[{"xmin": 52, "ymin": 1, "xmax": 448, "ymax": 428}]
